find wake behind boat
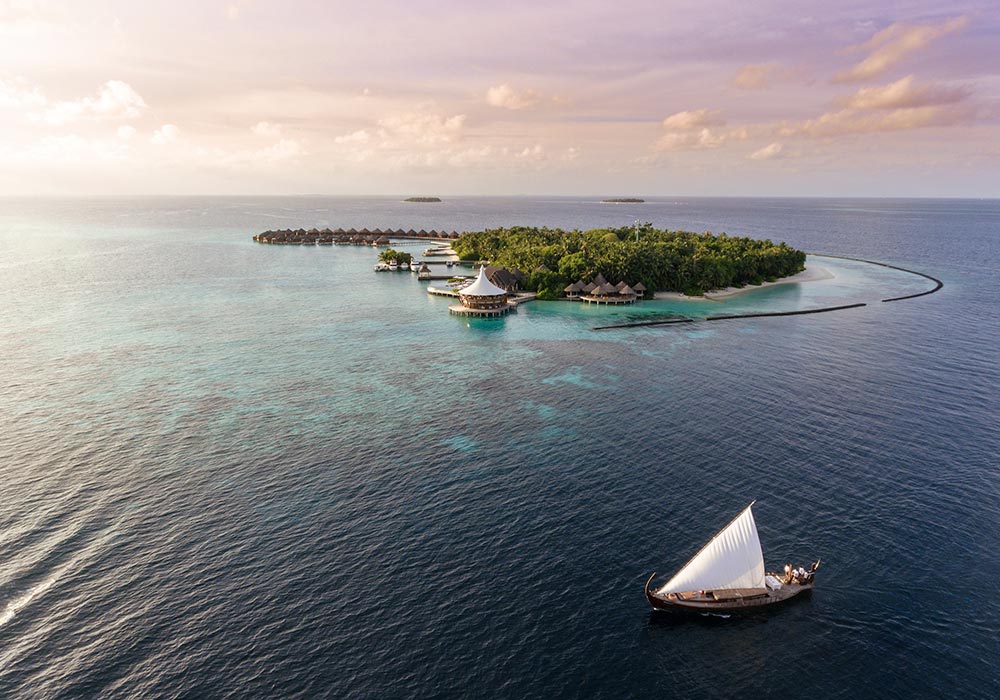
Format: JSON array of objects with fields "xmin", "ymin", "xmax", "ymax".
[{"xmin": 645, "ymin": 502, "xmax": 819, "ymax": 614}]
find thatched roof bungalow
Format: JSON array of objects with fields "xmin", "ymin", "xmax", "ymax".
[{"xmin": 484, "ymin": 266, "xmax": 523, "ymax": 292}]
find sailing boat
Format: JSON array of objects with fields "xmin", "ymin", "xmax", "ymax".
[{"xmin": 645, "ymin": 502, "xmax": 819, "ymax": 613}]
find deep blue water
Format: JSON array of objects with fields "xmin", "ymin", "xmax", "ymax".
[{"xmin": 1, "ymin": 197, "xmax": 998, "ymax": 699}]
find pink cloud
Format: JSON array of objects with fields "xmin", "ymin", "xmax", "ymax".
[
  {"xmin": 749, "ymin": 142, "xmax": 783, "ymax": 160},
  {"xmin": 662, "ymin": 109, "xmax": 725, "ymax": 130},
  {"xmin": 834, "ymin": 16, "xmax": 969, "ymax": 84},
  {"xmin": 779, "ymin": 104, "xmax": 973, "ymax": 138},
  {"xmin": 732, "ymin": 64, "xmax": 777, "ymax": 90},
  {"xmin": 839, "ymin": 75, "xmax": 969, "ymax": 110},
  {"xmin": 655, "ymin": 127, "xmax": 747, "ymax": 151},
  {"xmin": 486, "ymin": 83, "xmax": 540, "ymax": 110}
]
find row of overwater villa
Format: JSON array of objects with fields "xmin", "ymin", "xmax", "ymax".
[
  {"xmin": 253, "ymin": 228, "xmax": 460, "ymax": 245},
  {"xmin": 564, "ymin": 273, "xmax": 646, "ymax": 304}
]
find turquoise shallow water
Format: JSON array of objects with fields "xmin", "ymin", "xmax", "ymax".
[{"xmin": 1, "ymin": 197, "xmax": 998, "ymax": 699}]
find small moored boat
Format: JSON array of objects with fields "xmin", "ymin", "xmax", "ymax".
[{"xmin": 645, "ymin": 502, "xmax": 819, "ymax": 614}]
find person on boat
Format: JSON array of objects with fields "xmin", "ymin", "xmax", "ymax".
[{"xmin": 784, "ymin": 563, "xmax": 793, "ymax": 584}]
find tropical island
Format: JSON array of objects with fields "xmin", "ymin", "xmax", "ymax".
[
  {"xmin": 451, "ymin": 225, "xmax": 806, "ymax": 299},
  {"xmin": 602, "ymin": 198, "xmax": 645, "ymax": 203},
  {"xmin": 404, "ymin": 196, "xmax": 442, "ymax": 202},
  {"xmin": 378, "ymin": 248, "xmax": 413, "ymax": 266}
]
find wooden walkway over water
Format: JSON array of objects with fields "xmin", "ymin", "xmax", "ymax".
[{"xmin": 592, "ymin": 254, "xmax": 943, "ymax": 331}]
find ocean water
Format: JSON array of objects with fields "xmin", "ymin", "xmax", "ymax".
[{"xmin": 1, "ymin": 196, "xmax": 998, "ymax": 699}]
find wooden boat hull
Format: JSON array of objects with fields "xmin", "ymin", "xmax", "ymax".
[{"xmin": 645, "ymin": 573, "xmax": 813, "ymax": 614}]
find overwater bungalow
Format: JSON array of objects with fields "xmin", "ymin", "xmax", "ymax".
[
  {"xmin": 564, "ymin": 280, "xmax": 587, "ymax": 299},
  {"xmin": 580, "ymin": 279, "xmax": 638, "ymax": 305}
]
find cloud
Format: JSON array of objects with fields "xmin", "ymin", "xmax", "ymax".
[
  {"xmin": 779, "ymin": 105, "xmax": 972, "ymax": 138},
  {"xmin": 117, "ymin": 125, "xmax": 136, "ymax": 140},
  {"xmin": 732, "ymin": 64, "xmax": 777, "ymax": 90},
  {"xmin": 486, "ymin": 83, "xmax": 540, "ymax": 110},
  {"xmin": 251, "ymin": 120, "xmax": 281, "ymax": 136},
  {"xmin": 377, "ymin": 111, "xmax": 465, "ymax": 145},
  {"xmin": 334, "ymin": 129, "xmax": 371, "ymax": 144},
  {"xmin": 37, "ymin": 80, "xmax": 147, "ymax": 125},
  {"xmin": 515, "ymin": 144, "xmax": 544, "ymax": 161},
  {"xmin": 778, "ymin": 75, "xmax": 975, "ymax": 138},
  {"xmin": 834, "ymin": 16, "xmax": 969, "ymax": 84},
  {"xmin": 151, "ymin": 123, "xmax": 179, "ymax": 145},
  {"xmin": 661, "ymin": 109, "xmax": 724, "ymax": 130},
  {"xmin": 749, "ymin": 142, "xmax": 783, "ymax": 160},
  {"xmin": 0, "ymin": 77, "xmax": 47, "ymax": 109},
  {"xmin": 839, "ymin": 75, "xmax": 969, "ymax": 110},
  {"xmin": 654, "ymin": 127, "xmax": 747, "ymax": 151}
]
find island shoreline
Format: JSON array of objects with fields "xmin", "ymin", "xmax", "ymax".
[{"xmin": 653, "ymin": 263, "xmax": 835, "ymax": 301}]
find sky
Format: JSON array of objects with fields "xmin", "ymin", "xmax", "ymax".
[{"xmin": 1, "ymin": 0, "xmax": 998, "ymax": 196}]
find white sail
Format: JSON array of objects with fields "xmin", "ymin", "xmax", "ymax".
[{"xmin": 656, "ymin": 503, "xmax": 766, "ymax": 594}]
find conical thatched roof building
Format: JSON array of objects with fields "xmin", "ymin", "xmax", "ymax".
[{"xmin": 449, "ymin": 266, "xmax": 513, "ymax": 317}]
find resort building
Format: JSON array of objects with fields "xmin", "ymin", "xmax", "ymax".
[
  {"xmin": 483, "ymin": 266, "xmax": 525, "ymax": 292},
  {"xmin": 449, "ymin": 266, "xmax": 514, "ymax": 317}
]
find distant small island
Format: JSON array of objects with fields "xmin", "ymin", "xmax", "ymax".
[
  {"xmin": 404, "ymin": 197, "xmax": 442, "ymax": 203},
  {"xmin": 601, "ymin": 198, "xmax": 644, "ymax": 203},
  {"xmin": 452, "ymin": 225, "xmax": 805, "ymax": 299}
]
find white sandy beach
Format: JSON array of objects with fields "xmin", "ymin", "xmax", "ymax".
[{"xmin": 653, "ymin": 264, "xmax": 835, "ymax": 301}]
